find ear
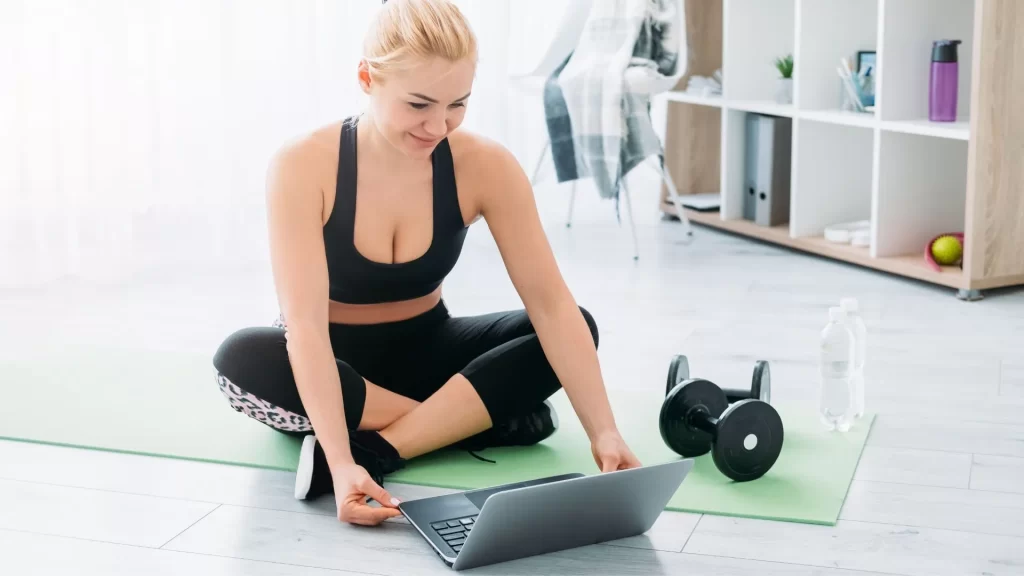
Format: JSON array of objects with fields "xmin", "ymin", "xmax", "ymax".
[{"xmin": 357, "ymin": 59, "xmax": 373, "ymax": 95}]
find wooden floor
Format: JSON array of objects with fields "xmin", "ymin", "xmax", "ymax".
[{"xmin": 2, "ymin": 172, "xmax": 1023, "ymax": 575}]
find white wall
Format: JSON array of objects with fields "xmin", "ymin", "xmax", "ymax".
[{"xmin": 0, "ymin": 0, "xmax": 572, "ymax": 287}]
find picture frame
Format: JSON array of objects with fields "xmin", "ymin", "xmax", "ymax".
[
  {"xmin": 855, "ymin": 50, "xmax": 877, "ymax": 107},
  {"xmin": 856, "ymin": 50, "xmax": 876, "ymax": 75}
]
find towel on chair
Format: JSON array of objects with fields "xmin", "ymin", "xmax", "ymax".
[{"xmin": 543, "ymin": 0, "xmax": 683, "ymax": 209}]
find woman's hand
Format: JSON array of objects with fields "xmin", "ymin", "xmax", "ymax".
[
  {"xmin": 332, "ymin": 462, "xmax": 403, "ymax": 526},
  {"xmin": 591, "ymin": 430, "xmax": 642, "ymax": 472}
]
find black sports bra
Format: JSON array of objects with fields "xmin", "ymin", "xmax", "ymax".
[{"xmin": 322, "ymin": 116, "xmax": 469, "ymax": 305}]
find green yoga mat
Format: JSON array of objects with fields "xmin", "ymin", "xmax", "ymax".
[
  {"xmin": 389, "ymin": 394, "xmax": 874, "ymax": 526},
  {"xmin": 0, "ymin": 347, "xmax": 304, "ymax": 470},
  {"xmin": 0, "ymin": 347, "xmax": 873, "ymax": 525}
]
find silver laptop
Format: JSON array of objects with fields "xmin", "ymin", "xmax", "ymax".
[{"xmin": 398, "ymin": 459, "xmax": 693, "ymax": 571}]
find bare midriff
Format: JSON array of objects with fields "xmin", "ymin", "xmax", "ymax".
[{"xmin": 326, "ymin": 287, "xmax": 443, "ymax": 325}]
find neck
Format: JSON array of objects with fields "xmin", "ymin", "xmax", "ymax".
[{"xmin": 357, "ymin": 112, "xmax": 432, "ymax": 172}]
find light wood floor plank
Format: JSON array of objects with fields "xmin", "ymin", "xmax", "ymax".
[
  {"xmin": 0, "ymin": 440, "xmax": 699, "ymax": 554},
  {"xmin": 971, "ymin": 455, "xmax": 1024, "ymax": 494},
  {"xmin": 684, "ymin": 515, "xmax": 1024, "ymax": 576},
  {"xmin": 863, "ymin": 353, "xmax": 1002, "ymax": 399},
  {"xmin": 0, "ymin": 440, "xmax": 337, "ymax": 517},
  {"xmin": 163, "ymin": 504, "xmax": 899, "ymax": 576},
  {"xmin": 1001, "ymin": 360, "xmax": 1024, "ymax": 396},
  {"xmin": 0, "ymin": 478, "xmax": 218, "ymax": 548},
  {"xmin": 862, "ymin": 395, "xmax": 1024, "ymax": 426},
  {"xmin": 840, "ymin": 480, "xmax": 1024, "ymax": 537},
  {"xmin": 852, "ymin": 447, "xmax": 972, "ymax": 488},
  {"xmin": 0, "ymin": 529, "xmax": 362, "ymax": 576},
  {"xmin": 603, "ymin": 510, "xmax": 701, "ymax": 553},
  {"xmin": 866, "ymin": 416, "xmax": 1024, "ymax": 457}
]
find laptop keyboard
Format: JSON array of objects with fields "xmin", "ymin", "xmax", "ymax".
[{"xmin": 429, "ymin": 515, "xmax": 477, "ymax": 554}]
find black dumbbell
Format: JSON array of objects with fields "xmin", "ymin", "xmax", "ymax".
[
  {"xmin": 660, "ymin": 357, "xmax": 784, "ymax": 482},
  {"xmin": 665, "ymin": 354, "xmax": 771, "ymax": 405}
]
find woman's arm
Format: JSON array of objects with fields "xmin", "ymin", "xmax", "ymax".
[
  {"xmin": 468, "ymin": 137, "xmax": 621, "ymax": 443},
  {"xmin": 265, "ymin": 142, "xmax": 353, "ymax": 472}
]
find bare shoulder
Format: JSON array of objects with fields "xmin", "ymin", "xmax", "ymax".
[
  {"xmin": 447, "ymin": 129, "xmax": 528, "ymax": 218},
  {"xmin": 448, "ymin": 128, "xmax": 522, "ymax": 181},
  {"xmin": 266, "ymin": 122, "xmax": 342, "ymax": 221}
]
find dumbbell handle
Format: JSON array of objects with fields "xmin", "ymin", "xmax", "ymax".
[
  {"xmin": 686, "ymin": 407, "xmax": 719, "ymax": 436},
  {"xmin": 723, "ymin": 388, "xmax": 752, "ymax": 404}
]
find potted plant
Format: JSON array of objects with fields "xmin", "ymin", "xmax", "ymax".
[{"xmin": 774, "ymin": 54, "xmax": 794, "ymax": 104}]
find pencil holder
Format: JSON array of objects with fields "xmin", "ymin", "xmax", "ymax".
[{"xmin": 838, "ymin": 75, "xmax": 873, "ymax": 112}]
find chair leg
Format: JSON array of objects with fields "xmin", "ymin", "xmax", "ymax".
[
  {"xmin": 652, "ymin": 157, "xmax": 694, "ymax": 241},
  {"xmin": 530, "ymin": 139, "xmax": 550, "ymax": 185},
  {"xmin": 531, "ymin": 139, "xmax": 577, "ymax": 229},
  {"xmin": 621, "ymin": 178, "xmax": 640, "ymax": 261},
  {"xmin": 566, "ymin": 181, "xmax": 577, "ymax": 228}
]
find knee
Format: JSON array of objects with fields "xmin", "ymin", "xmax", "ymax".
[
  {"xmin": 212, "ymin": 326, "xmax": 286, "ymax": 383},
  {"xmin": 213, "ymin": 327, "xmax": 262, "ymax": 374},
  {"xmin": 578, "ymin": 306, "xmax": 599, "ymax": 349},
  {"xmin": 335, "ymin": 360, "xmax": 367, "ymax": 401}
]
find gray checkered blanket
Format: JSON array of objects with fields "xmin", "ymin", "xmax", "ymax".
[{"xmin": 544, "ymin": 0, "xmax": 682, "ymax": 209}]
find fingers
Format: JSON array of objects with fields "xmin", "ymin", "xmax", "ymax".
[
  {"xmin": 336, "ymin": 477, "xmax": 405, "ymax": 527},
  {"xmin": 339, "ymin": 493, "xmax": 404, "ymax": 526},
  {"xmin": 599, "ymin": 451, "xmax": 643, "ymax": 473},
  {"xmin": 345, "ymin": 503, "xmax": 404, "ymax": 526},
  {"xmin": 361, "ymin": 477, "xmax": 401, "ymax": 509}
]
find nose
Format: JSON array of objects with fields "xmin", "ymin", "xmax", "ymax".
[{"xmin": 423, "ymin": 110, "xmax": 447, "ymax": 138}]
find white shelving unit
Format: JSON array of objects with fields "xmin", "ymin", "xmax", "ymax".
[{"xmin": 656, "ymin": 0, "xmax": 1016, "ymax": 295}]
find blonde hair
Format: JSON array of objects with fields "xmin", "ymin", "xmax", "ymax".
[{"xmin": 363, "ymin": 0, "xmax": 477, "ymax": 81}]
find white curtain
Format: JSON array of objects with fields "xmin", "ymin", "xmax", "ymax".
[{"xmin": 0, "ymin": 0, "xmax": 566, "ymax": 288}]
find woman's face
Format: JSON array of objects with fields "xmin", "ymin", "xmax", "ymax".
[{"xmin": 359, "ymin": 55, "xmax": 475, "ymax": 159}]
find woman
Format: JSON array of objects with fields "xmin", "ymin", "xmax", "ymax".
[{"xmin": 212, "ymin": 0, "xmax": 641, "ymax": 527}]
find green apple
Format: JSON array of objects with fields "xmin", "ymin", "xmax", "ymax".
[{"xmin": 931, "ymin": 235, "xmax": 963, "ymax": 266}]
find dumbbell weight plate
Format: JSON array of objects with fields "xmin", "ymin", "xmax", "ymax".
[
  {"xmin": 751, "ymin": 360, "xmax": 771, "ymax": 404},
  {"xmin": 659, "ymin": 378, "xmax": 728, "ymax": 457},
  {"xmin": 665, "ymin": 354, "xmax": 690, "ymax": 397},
  {"xmin": 711, "ymin": 399, "xmax": 784, "ymax": 482}
]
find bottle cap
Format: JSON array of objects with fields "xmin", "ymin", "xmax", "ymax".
[
  {"xmin": 932, "ymin": 39, "xmax": 962, "ymax": 63},
  {"xmin": 829, "ymin": 306, "xmax": 846, "ymax": 322},
  {"xmin": 840, "ymin": 298, "xmax": 859, "ymax": 312}
]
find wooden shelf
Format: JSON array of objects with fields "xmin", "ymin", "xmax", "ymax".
[
  {"xmin": 728, "ymin": 99, "xmax": 795, "ymax": 117},
  {"xmin": 799, "ymin": 109, "xmax": 877, "ymax": 129},
  {"xmin": 880, "ymin": 119, "xmax": 970, "ymax": 141},
  {"xmin": 656, "ymin": 0, "xmax": 1023, "ymax": 295},
  {"xmin": 664, "ymin": 101, "xmax": 970, "ymax": 143},
  {"xmin": 799, "ymin": 237, "xmax": 964, "ymax": 289},
  {"xmin": 663, "ymin": 91, "xmax": 724, "ymax": 108},
  {"xmin": 662, "ymin": 92, "xmax": 794, "ymax": 117},
  {"xmin": 667, "ymin": 206, "xmax": 965, "ymax": 289}
]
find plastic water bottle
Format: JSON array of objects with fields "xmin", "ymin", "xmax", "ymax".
[
  {"xmin": 840, "ymin": 298, "xmax": 867, "ymax": 418},
  {"xmin": 819, "ymin": 306, "xmax": 855, "ymax": 432}
]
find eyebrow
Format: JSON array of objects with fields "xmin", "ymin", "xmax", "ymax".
[{"xmin": 408, "ymin": 91, "xmax": 471, "ymax": 104}]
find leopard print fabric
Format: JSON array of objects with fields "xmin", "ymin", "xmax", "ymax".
[
  {"xmin": 215, "ymin": 312, "xmax": 312, "ymax": 433},
  {"xmin": 216, "ymin": 373, "xmax": 313, "ymax": 433}
]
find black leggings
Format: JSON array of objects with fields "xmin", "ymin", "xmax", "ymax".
[{"xmin": 211, "ymin": 300, "xmax": 598, "ymax": 437}]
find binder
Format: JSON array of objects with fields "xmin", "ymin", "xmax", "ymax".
[
  {"xmin": 743, "ymin": 113, "xmax": 759, "ymax": 221},
  {"xmin": 744, "ymin": 114, "xmax": 792, "ymax": 227}
]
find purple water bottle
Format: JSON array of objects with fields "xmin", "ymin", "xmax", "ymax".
[{"xmin": 929, "ymin": 39, "xmax": 961, "ymax": 122}]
